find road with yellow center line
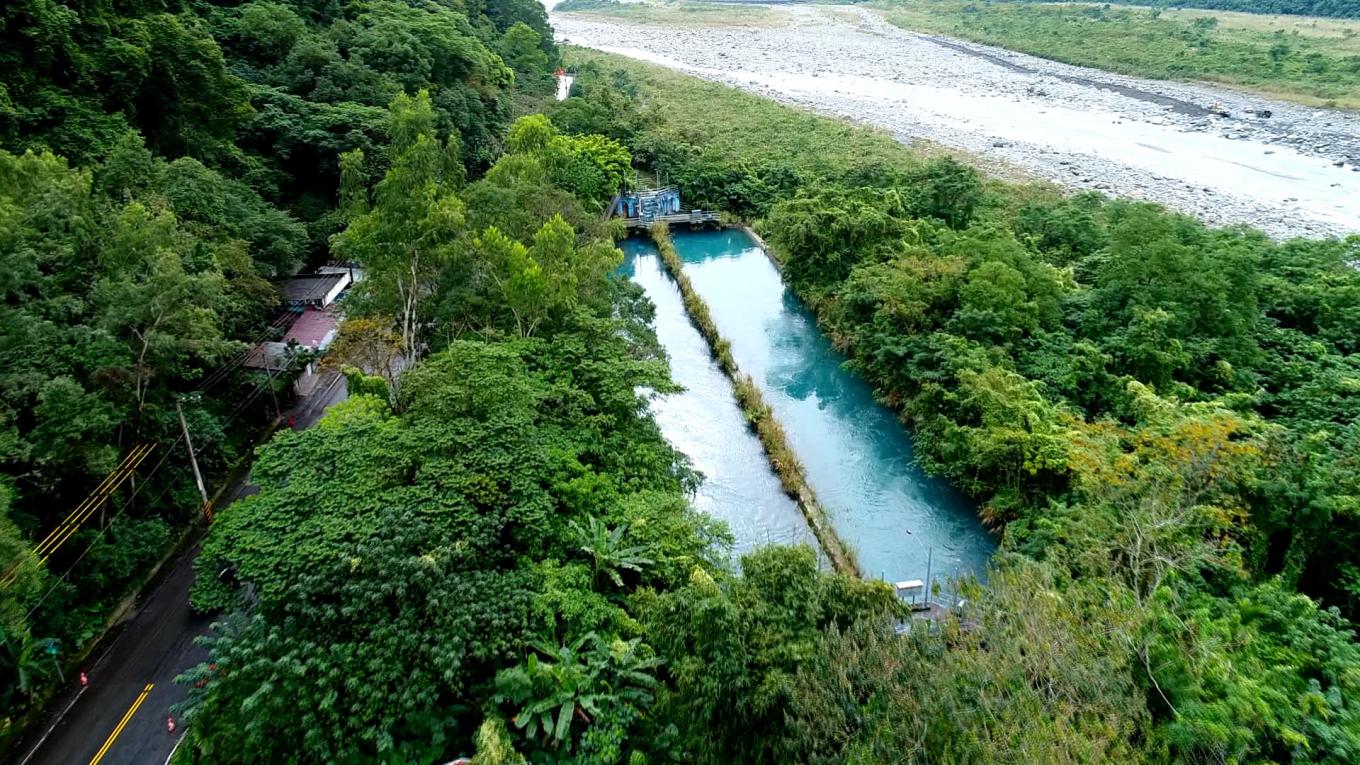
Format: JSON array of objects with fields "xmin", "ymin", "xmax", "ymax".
[
  {"xmin": 87, "ymin": 684, "xmax": 153, "ymax": 765},
  {"xmin": 11, "ymin": 537, "xmax": 210, "ymax": 765},
  {"xmin": 10, "ymin": 376, "xmax": 347, "ymax": 765}
]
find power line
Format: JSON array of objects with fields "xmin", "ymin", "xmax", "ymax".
[
  {"xmin": 8, "ymin": 306, "xmax": 299, "ymax": 607},
  {"xmin": 1, "ymin": 444, "xmax": 155, "ymax": 589},
  {"xmin": 16, "ymin": 362, "xmax": 290, "ymax": 616},
  {"xmin": 223, "ymin": 365, "xmax": 285, "ymax": 428},
  {"xmin": 21, "ymin": 431, "xmax": 187, "ymax": 622},
  {"xmin": 32, "ymin": 445, "xmax": 155, "ymax": 564},
  {"xmin": 193, "ymin": 313, "xmax": 297, "ymax": 393},
  {"xmin": 195, "ymin": 313, "xmax": 294, "ymax": 391},
  {"xmin": 29, "ymin": 446, "xmax": 151, "ymax": 560}
]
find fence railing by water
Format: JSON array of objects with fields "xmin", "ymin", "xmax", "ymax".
[
  {"xmin": 614, "ymin": 186, "xmax": 720, "ymax": 231},
  {"xmin": 624, "ymin": 210, "xmax": 720, "ymax": 232}
]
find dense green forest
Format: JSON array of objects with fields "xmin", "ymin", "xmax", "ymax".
[
  {"xmin": 4, "ymin": 0, "xmax": 1360, "ymax": 761},
  {"xmin": 0, "ymin": 0, "xmax": 558, "ymax": 745},
  {"xmin": 873, "ymin": 0, "xmax": 1360, "ymax": 107}
]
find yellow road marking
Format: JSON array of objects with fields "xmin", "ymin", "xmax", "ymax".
[
  {"xmin": 34, "ymin": 444, "xmax": 152, "ymax": 557},
  {"xmin": 88, "ymin": 683, "xmax": 154, "ymax": 765},
  {"xmin": 39, "ymin": 445, "xmax": 155, "ymax": 561}
]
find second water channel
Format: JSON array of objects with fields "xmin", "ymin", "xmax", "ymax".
[{"xmin": 622, "ymin": 229, "xmax": 995, "ymax": 585}]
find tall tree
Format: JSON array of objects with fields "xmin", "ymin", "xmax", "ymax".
[
  {"xmin": 95, "ymin": 204, "xmax": 230, "ymax": 425},
  {"xmin": 334, "ymin": 90, "xmax": 469, "ymax": 366}
]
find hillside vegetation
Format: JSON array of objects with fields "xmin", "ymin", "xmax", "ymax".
[
  {"xmin": 876, "ymin": 0, "xmax": 1360, "ymax": 106},
  {"xmin": 0, "ymin": 0, "xmax": 558, "ymax": 745},
  {"xmin": 561, "ymin": 47, "xmax": 1360, "ymax": 762}
]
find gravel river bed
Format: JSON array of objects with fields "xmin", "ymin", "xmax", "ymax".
[{"xmin": 553, "ymin": 4, "xmax": 1360, "ymax": 239}]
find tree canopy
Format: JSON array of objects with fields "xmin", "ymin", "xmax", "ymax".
[{"xmin": 0, "ymin": 0, "xmax": 560, "ymax": 736}]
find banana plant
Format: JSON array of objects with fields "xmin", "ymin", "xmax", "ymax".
[
  {"xmin": 494, "ymin": 632, "xmax": 660, "ymax": 751},
  {"xmin": 569, "ymin": 516, "xmax": 654, "ymax": 590},
  {"xmin": 0, "ymin": 624, "xmax": 57, "ymax": 705}
]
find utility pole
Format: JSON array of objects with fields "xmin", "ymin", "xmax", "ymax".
[
  {"xmin": 924, "ymin": 547, "xmax": 934, "ymax": 605},
  {"xmin": 176, "ymin": 398, "xmax": 210, "ymax": 515},
  {"xmin": 265, "ymin": 359, "xmax": 283, "ymax": 420}
]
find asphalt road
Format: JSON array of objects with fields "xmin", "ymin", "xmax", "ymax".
[
  {"xmin": 11, "ymin": 373, "xmax": 347, "ymax": 765},
  {"xmin": 16, "ymin": 538, "xmax": 214, "ymax": 765}
]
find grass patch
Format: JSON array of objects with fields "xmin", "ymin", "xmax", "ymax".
[
  {"xmin": 872, "ymin": 0, "xmax": 1360, "ymax": 108},
  {"xmin": 647, "ymin": 222, "xmax": 859, "ymax": 575},
  {"xmin": 567, "ymin": 46, "xmax": 989, "ymax": 176},
  {"xmin": 1156, "ymin": 7, "xmax": 1360, "ymax": 38},
  {"xmin": 557, "ymin": 0, "xmax": 779, "ymax": 28}
]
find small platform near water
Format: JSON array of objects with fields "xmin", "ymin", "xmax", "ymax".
[
  {"xmin": 894, "ymin": 600, "xmax": 979, "ymax": 635},
  {"xmin": 893, "ymin": 579, "xmax": 978, "ymax": 633}
]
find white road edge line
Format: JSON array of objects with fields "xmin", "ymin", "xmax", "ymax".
[
  {"xmin": 14, "ymin": 687, "xmax": 88, "ymax": 765},
  {"xmin": 163, "ymin": 732, "xmax": 185, "ymax": 765}
]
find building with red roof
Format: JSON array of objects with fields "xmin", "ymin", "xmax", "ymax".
[{"xmin": 243, "ymin": 271, "xmax": 351, "ymax": 395}]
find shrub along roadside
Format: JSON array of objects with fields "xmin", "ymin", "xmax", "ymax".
[{"xmin": 647, "ymin": 222, "xmax": 859, "ymax": 576}]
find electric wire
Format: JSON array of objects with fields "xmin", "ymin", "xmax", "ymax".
[
  {"xmin": 0, "ymin": 445, "xmax": 155, "ymax": 588},
  {"xmin": 21, "ymin": 431, "xmax": 188, "ymax": 622},
  {"xmin": 1, "ymin": 316, "xmax": 289, "ymax": 589},
  {"xmin": 8, "ymin": 280, "xmax": 311, "ymax": 619},
  {"xmin": 193, "ymin": 312, "xmax": 296, "ymax": 393}
]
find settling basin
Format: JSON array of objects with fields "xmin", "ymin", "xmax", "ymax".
[
  {"xmin": 671, "ymin": 229, "xmax": 995, "ymax": 584},
  {"xmin": 621, "ymin": 239, "xmax": 816, "ymax": 556}
]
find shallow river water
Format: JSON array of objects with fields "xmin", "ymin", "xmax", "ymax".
[{"xmin": 628, "ymin": 230, "xmax": 996, "ymax": 585}]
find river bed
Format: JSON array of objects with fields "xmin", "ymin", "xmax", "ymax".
[{"xmin": 554, "ymin": 4, "xmax": 1360, "ymax": 239}]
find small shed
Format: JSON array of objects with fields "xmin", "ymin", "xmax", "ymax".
[
  {"xmin": 619, "ymin": 187, "xmax": 682, "ymax": 221},
  {"xmin": 895, "ymin": 579, "xmax": 929, "ymax": 612},
  {"xmin": 277, "ymin": 271, "xmax": 351, "ymax": 309}
]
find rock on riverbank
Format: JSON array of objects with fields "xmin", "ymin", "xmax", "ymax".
[{"xmin": 554, "ymin": 5, "xmax": 1360, "ymax": 239}]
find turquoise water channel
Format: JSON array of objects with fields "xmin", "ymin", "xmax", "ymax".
[
  {"xmin": 625, "ymin": 229, "xmax": 995, "ymax": 584},
  {"xmin": 620, "ymin": 239, "xmax": 816, "ymax": 557}
]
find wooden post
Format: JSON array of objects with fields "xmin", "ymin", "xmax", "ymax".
[{"xmin": 265, "ymin": 360, "xmax": 282, "ymax": 419}]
